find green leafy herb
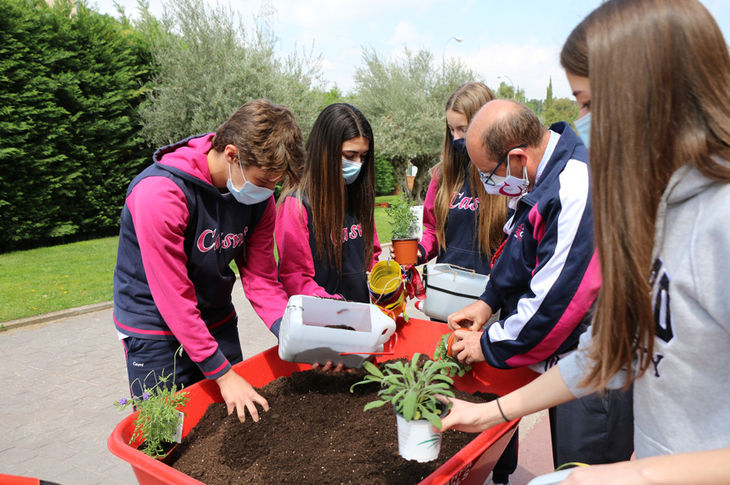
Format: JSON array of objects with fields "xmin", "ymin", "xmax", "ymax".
[
  {"xmin": 433, "ymin": 333, "xmax": 472, "ymax": 377},
  {"xmin": 385, "ymin": 194, "xmax": 419, "ymax": 239},
  {"xmin": 350, "ymin": 353, "xmax": 460, "ymax": 428}
]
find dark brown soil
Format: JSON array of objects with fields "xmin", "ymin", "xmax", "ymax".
[
  {"xmin": 324, "ymin": 324, "xmax": 357, "ymax": 331},
  {"xmin": 171, "ymin": 366, "xmax": 496, "ymax": 484}
]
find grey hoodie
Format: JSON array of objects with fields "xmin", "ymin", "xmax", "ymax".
[{"xmin": 558, "ymin": 160, "xmax": 730, "ymax": 458}]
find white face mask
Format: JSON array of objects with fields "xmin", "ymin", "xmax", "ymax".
[
  {"xmin": 226, "ymin": 159, "xmax": 273, "ymax": 205},
  {"xmin": 479, "ymin": 154, "xmax": 529, "ymax": 197},
  {"xmin": 574, "ymin": 112, "xmax": 591, "ymax": 149}
]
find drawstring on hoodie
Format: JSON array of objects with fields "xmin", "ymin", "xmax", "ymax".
[{"xmin": 215, "ymin": 199, "xmax": 221, "ymax": 253}]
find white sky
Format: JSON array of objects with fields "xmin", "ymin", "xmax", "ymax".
[{"xmin": 91, "ymin": 0, "xmax": 730, "ymax": 100}]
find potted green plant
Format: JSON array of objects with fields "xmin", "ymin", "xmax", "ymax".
[
  {"xmin": 350, "ymin": 353, "xmax": 460, "ymax": 462},
  {"xmin": 114, "ymin": 348, "xmax": 189, "ymax": 459},
  {"xmin": 385, "ymin": 194, "xmax": 420, "ymax": 266}
]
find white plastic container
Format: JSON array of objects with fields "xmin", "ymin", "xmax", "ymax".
[
  {"xmin": 420, "ymin": 263, "xmax": 490, "ymax": 321},
  {"xmin": 395, "ymin": 413, "xmax": 442, "ymax": 462},
  {"xmin": 278, "ymin": 295, "xmax": 397, "ymax": 368},
  {"xmin": 410, "ymin": 205, "xmax": 424, "ymax": 239}
]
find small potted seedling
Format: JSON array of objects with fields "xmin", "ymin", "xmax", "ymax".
[
  {"xmin": 433, "ymin": 332, "xmax": 473, "ymax": 377},
  {"xmin": 350, "ymin": 353, "xmax": 460, "ymax": 462},
  {"xmin": 385, "ymin": 194, "xmax": 420, "ymax": 266}
]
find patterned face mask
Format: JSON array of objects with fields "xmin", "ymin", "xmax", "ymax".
[{"xmin": 478, "ymin": 145, "xmax": 529, "ymax": 197}]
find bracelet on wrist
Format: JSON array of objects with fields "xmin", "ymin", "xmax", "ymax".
[{"xmin": 496, "ymin": 397, "xmax": 510, "ymax": 422}]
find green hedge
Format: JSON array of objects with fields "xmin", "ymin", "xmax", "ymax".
[
  {"xmin": 374, "ymin": 153, "xmax": 396, "ymax": 195},
  {"xmin": 0, "ymin": 0, "xmax": 153, "ymax": 252}
]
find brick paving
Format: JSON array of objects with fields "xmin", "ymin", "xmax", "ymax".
[
  {"xmin": 1, "ymin": 305, "xmax": 139, "ymax": 484},
  {"xmin": 0, "ymin": 284, "xmax": 277, "ymax": 485}
]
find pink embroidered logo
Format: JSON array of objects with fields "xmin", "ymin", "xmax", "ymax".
[
  {"xmin": 342, "ymin": 224, "xmax": 363, "ymax": 242},
  {"xmin": 449, "ymin": 192, "xmax": 479, "ymax": 211},
  {"xmin": 513, "ymin": 223, "xmax": 525, "ymax": 241},
  {"xmin": 197, "ymin": 228, "xmax": 246, "ymax": 252}
]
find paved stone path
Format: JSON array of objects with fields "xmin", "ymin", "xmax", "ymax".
[{"xmin": 0, "ymin": 284, "xmax": 277, "ymax": 485}]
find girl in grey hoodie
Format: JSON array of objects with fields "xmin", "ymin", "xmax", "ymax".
[{"xmin": 438, "ymin": 1, "xmax": 730, "ymax": 483}]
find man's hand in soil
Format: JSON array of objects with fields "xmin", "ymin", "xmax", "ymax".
[
  {"xmin": 450, "ymin": 329, "xmax": 486, "ymax": 366},
  {"xmin": 447, "ymin": 300, "xmax": 492, "ymax": 331},
  {"xmin": 216, "ymin": 369, "xmax": 269, "ymax": 422}
]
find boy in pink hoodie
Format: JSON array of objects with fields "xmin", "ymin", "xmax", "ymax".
[{"xmin": 113, "ymin": 100, "xmax": 304, "ymax": 422}]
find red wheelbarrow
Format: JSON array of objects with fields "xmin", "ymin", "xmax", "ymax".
[{"xmin": 108, "ymin": 318, "xmax": 538, "ymax": 485}]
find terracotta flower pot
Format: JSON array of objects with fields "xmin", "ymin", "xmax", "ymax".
[
  {"xmin": 446, "ymin": 333, "xmax": 456, "ymax": 357},
  {"xmin": 446, "ymin": 328, "xmax": 473, "ymax": 358},
  {"xmin": 391, "ymin": 238, "xmax": 419, "ymax": 266}
]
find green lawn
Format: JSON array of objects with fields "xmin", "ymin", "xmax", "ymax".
[
  {"xmin": 0, "ymin": 236, "xmax": 119, "ymax": 322},
  {"xmin": 0, "ymin": 195, "xmax": 398, "ymax": 323},
  {"xmin": 374, "ymin": 194, "xmax": 399, "ymax": 243}
]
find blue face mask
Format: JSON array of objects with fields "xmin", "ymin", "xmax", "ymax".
[
  {"xmin": 574, "ymin": 112, "xmax": 591, "ymax": 149},
  {"xmin": 342, "ymin": 159, "xmax": 362, "ymax": 184},
  {"xmin": 452, "ymin": 137, "xmax": 469, "ymax": 158},
  {"xmin": 226, "ymin": 160, "xmax": 273, "ymax": 205}
]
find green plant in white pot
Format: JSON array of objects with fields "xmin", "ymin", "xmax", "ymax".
[
  {"xmin": 350, "ymin": 353, "xmax": 460, "ymax": 462},
  {"xmin": 385, "ymin": 194, "xmax": 420, "ymax": 266}
]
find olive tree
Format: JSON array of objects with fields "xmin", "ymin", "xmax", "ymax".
[
  {"xmin": 136, "ymin": 0, "xmax": 325, "ymax": 147},
  {"xmin": 353, "ymin": 48, "xmax": 478, "ymax": 202}
]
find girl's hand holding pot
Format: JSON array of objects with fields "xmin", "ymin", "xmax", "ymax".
[{"xmin": 437, "ymin": 396, "xmax": 496, "ymax": 434}]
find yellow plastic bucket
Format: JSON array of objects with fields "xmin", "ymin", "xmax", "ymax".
[
  {"xmin": 368, "ymin": 260, "xmax": 406, "ymax": 318},
  {"xmin": 374, "ymin": 290, "xmax": 406, "ymax": 320},
  {"xmin": 368, "ymin": 260, "xmax": 403, "ymax": 297}
]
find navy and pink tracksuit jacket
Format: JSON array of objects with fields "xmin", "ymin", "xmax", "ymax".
[
  {"xmin": 418, "ymin": 165, "xmax": 495, "ymax": 275},
  {"xmin": 275, "ymin": 194, "xmax": 381, "ymax": 303},
  {"xmin": 112, "ymin": 134, "xmax": 289, "ymax": 380},
  {"xmin": 479, "ymin": 122, "xmax": 600, "ymax": 372}
]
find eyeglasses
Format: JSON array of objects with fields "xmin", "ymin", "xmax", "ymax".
[{"xmin": 478, "ymin": 144, "xmax": 527, "ymax": 186}]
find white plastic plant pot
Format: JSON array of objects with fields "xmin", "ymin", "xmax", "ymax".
[
  {"xmin": 395, "ymin": 413, "xmax": 443, "ymax": 462},
  {"xmin": 410, "ymin": 205, "xmax": 424, "ymax": 239}
]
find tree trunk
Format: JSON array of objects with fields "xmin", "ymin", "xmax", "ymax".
[
  {"xmin": 410, "ymin": 155, "xmax": 437, "ymax": 203},
  {"xmin": 391, "ymin": 156, "xmax": 410, "ymax": 198}
]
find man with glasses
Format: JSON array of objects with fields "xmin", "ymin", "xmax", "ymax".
[{"xmin": 447, "ymin": 99, "xmax": 633, "ymax": 478}]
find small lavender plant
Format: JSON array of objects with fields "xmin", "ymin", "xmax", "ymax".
[{"xmin": 115, "ymin": 347, "xmax": 190, "ymax": 458}]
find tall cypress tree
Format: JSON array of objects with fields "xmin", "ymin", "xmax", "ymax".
[
  {"xmin": 545, "ymin": 77, "xmax": 554, "ymax": 109},
  {"xmin": 0, "ymin": 0, "xmax": 152, "ymax": 251}
]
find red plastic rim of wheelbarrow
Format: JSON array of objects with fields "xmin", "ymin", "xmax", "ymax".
[{"xmin": 108, "ymin": 318, "xmax": 536, "ymax": 485}]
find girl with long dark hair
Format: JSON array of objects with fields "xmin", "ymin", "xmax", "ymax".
[{"xmin": 276, "ymin": 103, "xmax": 381, "ymax": 306}]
